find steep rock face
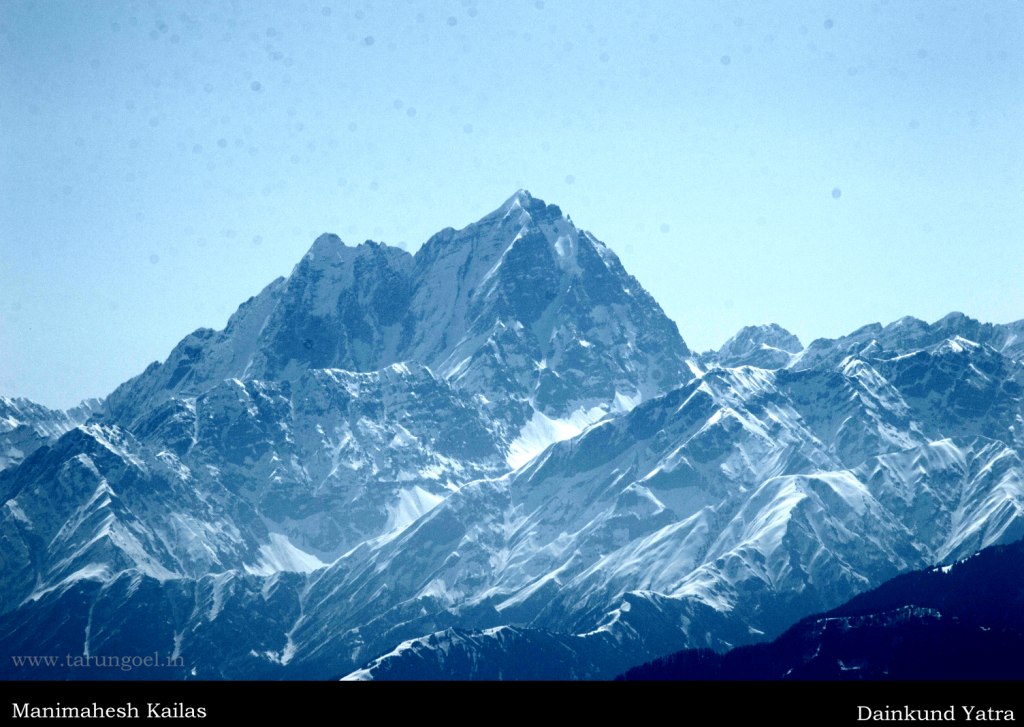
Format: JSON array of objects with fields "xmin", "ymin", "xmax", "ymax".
[
  {"xmin": 1, "ymin": 188, "xmax": 1022, "ymax": 681},
  {"xmin": 0, "ymin": 396, "xmax": 98, "ymax": 472},
  {"xmin": 0, "ymin": 424, "xmax": 239, "ymax": 612},
  {"xmin": 872, "ymin": 338, "xmax": 1024, "ymax": 449},
  {"xmin": 406, "ymin": 192, "xmax": 691, "ymax": 444},
  {"xmin": 284, "ymin": 354, "xmax": 1022, "ymax": 679},
  {"xmin": 104, "ymin": 191, "xmax": 691, "ymax": 459},
  {"xmin": 103, "ymin": 276, "xmax": 289, "ymax": 427},
  {"xmin": 247, "ymin": 240, "xmax": 414, "ymax": 381},
  {"xmin": 0, "ymin": 363, "xmax": 507, "ymax": 608}
]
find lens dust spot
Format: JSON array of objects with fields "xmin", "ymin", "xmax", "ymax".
[{"xmin": 831, "ymin": 187, "xmax": 842, "ymax": 199}]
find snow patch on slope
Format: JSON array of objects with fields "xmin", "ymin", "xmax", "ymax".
[
  {"xmin": 384, "ymin": 486, "xmax": 446, "ymax": 535},
  {"xmin": 246, "ymin": 534, "xmax": 328, "ymax": 576},
  {"xmin": 507, "ymin": 391, "xmax": 640, "ymax": 469}
]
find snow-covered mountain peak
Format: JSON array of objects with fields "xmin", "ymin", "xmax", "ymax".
[
  {"xmin": 705, "ymin": 323, "xmax": 803, "ymax": 370},
  {"xmin": 299, "ymin": 233, "xmax": 409, "ymax": 270},
  {"xmin": 403, "ymin": 192, "xmax": 691, "ymax": 425},
  {"xmin": 791, "ymin": 312, "xmax": 1024, "ymax": 372},
  {"xmin": 721, "ymin": 324, "xmax": 802, "ymax": 355},
  {"xmin": 936, "ymin": 310, "xmax": 971, "ymax": 327},
  {"xmin": 499, "ymin": 188, "xmax": 538, "ymax": 212},
  {"xmin": 96, "ymin": 190, "xmax": 691, "ymax": 471},
  {"xmin": 3, "ymin": 222, "xmax": 1023, "ymax": 683},
  {"xmin": 0, "ymin": 396, "xmax": 107, "ymax": 472},
  {"xmin": 486, "ymin": 190, "xmax": 567, "ymax": 230},
  {"xmin": 889, "ymin": 315, "xmax": 928, "ymax": 331},
  {"xmin": 303, "ymin": 232, "xmax": 347, "ymax": 262}
]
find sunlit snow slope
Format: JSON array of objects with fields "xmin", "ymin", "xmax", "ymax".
[{"xmin": 2, "ymin": 192, "xmax": 1021, "ymax": 680}]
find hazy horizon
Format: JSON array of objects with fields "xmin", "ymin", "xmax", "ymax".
[{"xmin": 2, "ymin": 0, "xmax": 1021, "ymax": 408}]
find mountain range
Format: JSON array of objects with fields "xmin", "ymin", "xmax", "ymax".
[
  {"xmin": 2, "ymin": 191, "xmax": 1021, "ymax": 680},
  {"xmin": 620, "ymin": 537, "xmax": 1024, "ymax": 680}
]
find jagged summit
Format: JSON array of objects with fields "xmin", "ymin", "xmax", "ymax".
[
  {"xmin": 103, "ymin": 191, "xmax": 691, "ymax": 453},
  {"xmin": 2, "ymin": 183, "xmax": 1023, "ymax": 681},
  {"xmin": 937, "ymin": 310, "xmax": 970, "ymax": 325},
  {"xmin": 792, "ymin": 311, "xmax": 1024, "ymax": 371},
  {"xmin": 465, "ymin": 189, "xmax": 565, "ymax": 235},
  {"xmin": 703, "ymin": 323, "xmax": 803, "ymax": 370},
  {"xmin": 500, "ymin": 188, "xmax": 536, "ymax": 210},
  {"xmin": 304, "ymin": 232, "xmax": 345, "ymax": 260},
  {"xmin": 306, "ymin": 190, "xmax": 568, "ymax": 269},
  {"xmin": 303, "ymin": 233, "xmax": 406, "ymax": 264},
  {"xmin": 719, "ymin": 323, "xmax": 802, "ymax": 355}
]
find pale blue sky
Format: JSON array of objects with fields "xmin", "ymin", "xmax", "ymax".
[{"xmin": 1, "ymin": 0, "xmax": 1021, "ymax": 407}]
